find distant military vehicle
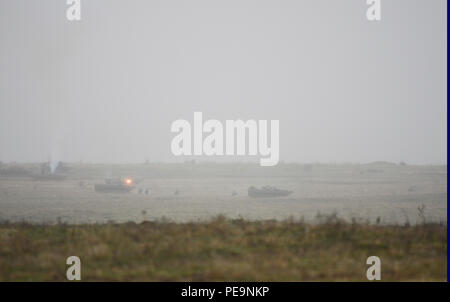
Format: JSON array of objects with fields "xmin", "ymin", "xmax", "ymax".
[
  {"xmin": 31, "ymin": 162, "xmax": 66, "ymax": 181},
  {"xmin": 248, "ymin": 185, "xmax": 293, "ymax": 198},
  {"xmin": 31, "ymin": 174, "xmax": 66, "ymax": 181},
  {"xmin": 94, "ymin": 177, "xmax": 135, "ymax": 193}
]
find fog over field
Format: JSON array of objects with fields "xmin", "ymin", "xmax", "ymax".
[
  {"xmin": 0, "ymin": 1, "xmax": 446, "ymax": 226},
  {"xmin": 0, "ymin": 163, "xmax": 446, "ymax": 225},
  {"xmin": 0, "ymin": 0, "xmax": 446, "ymax": 165}
]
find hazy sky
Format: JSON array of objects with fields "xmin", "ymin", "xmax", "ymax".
[{"xmin": 0, "ymin": 0, "xmax": 447, "ymax": 164}]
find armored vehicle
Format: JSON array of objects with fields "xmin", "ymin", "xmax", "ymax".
[
  {"xmin": 248, "ymin": 185, "xmax": 293, "ymax": 198},
  {"xmin": 94, "ymin": 177, "xmax": 135, "ymax": 193}
]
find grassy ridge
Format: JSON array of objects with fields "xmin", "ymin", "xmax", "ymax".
[{"xmin": 0, "ymin": 217, "xmax": 446, "ymax": 281}]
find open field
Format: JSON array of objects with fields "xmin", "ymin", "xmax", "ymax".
[
  {"xmin": 0, "ymin": 162, "xmax": 446, "ymax": 224},
  {"xmin": 0, "ymin": 217, "xmax": 446, "ymax": 281},
  {"xmin": 0, "ymin": 163, "xmax": 446, "ymax": 281}
]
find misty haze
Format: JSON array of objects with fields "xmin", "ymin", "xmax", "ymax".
[
  {"xmin": 0, "ymin": 0, "xmax": 446, "ymax": 224},
  {"xmin": 0, "ymin": 0, "xmax": 446, "ymax": 282}
]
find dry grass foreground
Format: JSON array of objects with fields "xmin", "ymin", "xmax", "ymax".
[{"xmin": 0, "ymin": 216, "xmax": 446, "ymax": 281}]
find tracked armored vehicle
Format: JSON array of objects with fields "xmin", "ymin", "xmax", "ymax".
[
  {"xmin": 94, "ymin": 177, "xmax": 135, "ymax": 193},
  {"xmin": 248, "ymin": 185, "xmax": 293, "ymax": 198}
]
